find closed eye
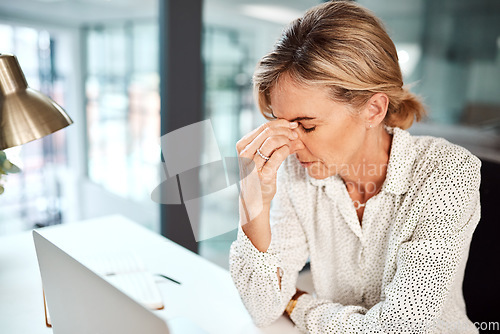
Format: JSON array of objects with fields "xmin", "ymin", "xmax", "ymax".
[{"xmin": 301, "ymin": 124, "xmax": 316, "ymax": 133}]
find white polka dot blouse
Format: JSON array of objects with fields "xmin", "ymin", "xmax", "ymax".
[{"xmin": 229, "ymin": 125, "xmax": 481, "ymax": 333}]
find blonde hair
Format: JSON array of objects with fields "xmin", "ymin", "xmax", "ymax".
[{"xmin": 253, "ymin": 0, "xmax": 426, "ymax": 130}]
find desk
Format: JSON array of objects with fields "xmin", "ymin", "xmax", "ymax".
[{"xmin": 0, "ymin": 215, "xmax": 300, "ymax": 334}]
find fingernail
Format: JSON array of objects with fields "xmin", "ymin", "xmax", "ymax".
[
  {"xmin": 290, "ymin": 132, "xmax": 298, "ymax": 139},
  {"xmin": 289, "ymin": 122, "xmax": 298, "ymax": 128}
]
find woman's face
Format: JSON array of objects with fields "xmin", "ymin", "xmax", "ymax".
[{"xmin": 269, "ymin": 75, "xmax": 369, "ymax": 180}]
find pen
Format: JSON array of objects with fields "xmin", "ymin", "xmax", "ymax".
[{"xmin": 155, "ymin": 273, "xmax": 181, "ymax": 285}]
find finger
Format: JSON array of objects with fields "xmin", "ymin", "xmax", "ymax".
[
  {"xmin": 237, "ymin": 120, "xmax": 297, "ymax": 154},
  {"xmin": 242, "ymin": 119, "xmax": 295, "ymax": 144},
  {"xmin": 253, "ymin": 135, "xmax": 291, "ymax": 171},
  {"xmin": 260, "ymin": 145, "xmax": 291, "ymax": 181},
  {"xmin": 240, "ymin": 124, "xmax": 298, "ymax": 160}
]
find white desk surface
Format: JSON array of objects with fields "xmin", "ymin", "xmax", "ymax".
[{"xmin": 0, "ymin": 215, "xmax": 300, "ymax": 334}]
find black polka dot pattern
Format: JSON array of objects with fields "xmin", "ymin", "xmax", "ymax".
[{"xmin": 229, "ymin": 126, "xmax": 481, "ymax": 333}]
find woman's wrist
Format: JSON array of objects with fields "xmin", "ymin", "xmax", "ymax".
[
  {"xmin": 285, "ymin": 288, "xmax": 307, "ymax": 318},
  {"xmin": 240, "ymin": 202, "xmax": 272, "ymax": 252}
]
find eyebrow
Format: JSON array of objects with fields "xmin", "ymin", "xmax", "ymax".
[
  {"xmin": 290, "ymin": 116, "xmax": 316, "ymax": 122},
  {"xmin": 271, "ymin": 111, "xmax": 316, "ymax": 122}
]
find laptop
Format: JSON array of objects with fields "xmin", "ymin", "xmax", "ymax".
[{"xmin": 33, "ymin": 230, "xmax": 207, "ymax": 334}]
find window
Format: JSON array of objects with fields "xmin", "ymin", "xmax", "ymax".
[{"xmin": 85, "ymin": 22, "xmax": 161, "ymax": 201}]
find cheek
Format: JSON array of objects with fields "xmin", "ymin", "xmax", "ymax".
[
  {"xmin": 300, "ymin": 135, "xmax": 328, "ymax": 157},
  {"xmin": 303, "ymin": 131, "xmax": 346, "ymax": 161}
]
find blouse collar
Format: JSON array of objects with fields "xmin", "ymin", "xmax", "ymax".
[
  {"xmin": 306, "ymin": 125, "xmax": 417, "ymax": 196},
  {"xmin": 381, "ymin": 125, "xmax": 417, "ymax": 195}
]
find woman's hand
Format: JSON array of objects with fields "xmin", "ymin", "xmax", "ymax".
[{"xmin": 236, "ymin": 119, "xmax": 303, "ymax": 251}]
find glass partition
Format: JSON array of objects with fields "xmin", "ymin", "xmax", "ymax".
[
  {"xmin": 359, "ymin": 0, "xmax": 500, "ymax": 128},
  {"xmin": 85, "ymin": 22, "xmax": 161, "ymax": 201}
]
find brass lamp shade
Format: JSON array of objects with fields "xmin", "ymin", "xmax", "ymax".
[{"xmin": 0, "ymin": 53, "xmax": 73, "ymax": 150}]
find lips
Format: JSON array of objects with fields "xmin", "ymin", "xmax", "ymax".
[
  {"xmin": 296, "ymin": 154, "xmax": 315, "ymax": 168},
  {"xmin": 299, "ymin": 161, "xmax": 314, "ymax": 168}
]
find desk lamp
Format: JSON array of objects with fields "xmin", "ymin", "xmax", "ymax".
[
  {"xmin": 0, "ymin": 53, "xmax": 73, "ymax": 193},
  {"xmin": 0, "ymin": 53, "xmax": 73, "ymax": 150}
]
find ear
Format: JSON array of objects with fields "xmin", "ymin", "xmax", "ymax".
[{"xmin": 364, "ymin": 93, "xmax": 389, "ymax": 129}]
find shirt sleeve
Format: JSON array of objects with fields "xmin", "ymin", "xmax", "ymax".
[
  {"xmin": 229, "ymin": 161, "xmax": 310, "ymax": 327},
  {"xmin": 289, "ymin": 153, "xmax": 482, "ymax": 333}
]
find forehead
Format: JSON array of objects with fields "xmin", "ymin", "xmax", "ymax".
[{"xmin": 269, "ymin": 75, "xmax": 332, "ymax": 119}]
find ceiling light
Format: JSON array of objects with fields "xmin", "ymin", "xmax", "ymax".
[{"xmin": 241, "ymin": 4, "xmax": 302, "ymax": 25}]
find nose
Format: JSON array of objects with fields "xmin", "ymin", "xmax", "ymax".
[{"xmin": 289, "ymin": 137, "xmax": 305, "ymax": 154}]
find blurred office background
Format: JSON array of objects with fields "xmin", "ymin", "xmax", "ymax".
[{"xmin": 0, "ymin": 0, "xmax": 499, "ymax": 325}]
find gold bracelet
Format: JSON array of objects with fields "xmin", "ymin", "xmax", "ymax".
[
  {"xmin": 285, "ymin": 289, "xmax": 307, "ymax": 317},
  {"xmin": 285, "ymin": 298, "xmax": 298, "ymax": 316}
]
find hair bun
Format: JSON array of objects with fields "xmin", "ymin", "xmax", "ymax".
[{"xmin": 385, "ymin": 88, "xmax": 427, "ymax": 130}]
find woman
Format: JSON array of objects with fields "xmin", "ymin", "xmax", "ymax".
[{"xmin": 229, "ymin": 1, "xmax": 481, "ymax": 333}]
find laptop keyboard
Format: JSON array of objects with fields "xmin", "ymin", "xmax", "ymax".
[
  {"xmin": 83, "ymin": 253, "xmax": 164, "ymax": 310},
  {"xmin": 105, "ymin": 272, "xmax": 164, "ymax": 310}
]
